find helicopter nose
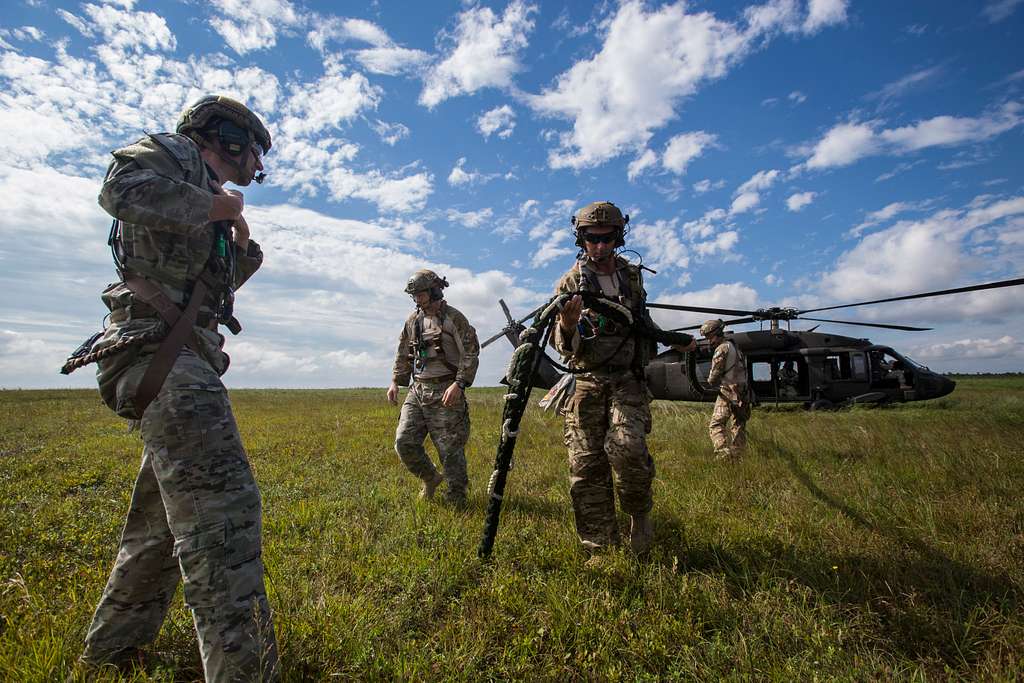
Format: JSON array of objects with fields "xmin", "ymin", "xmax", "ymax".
[{"xmin": 937, "ymin": 376, "xmax": 956, "ymax": 398}]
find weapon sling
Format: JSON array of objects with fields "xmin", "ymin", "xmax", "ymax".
[{"xmin": 124, "ymin": 274, "xmax": 209, "ymax": 415}]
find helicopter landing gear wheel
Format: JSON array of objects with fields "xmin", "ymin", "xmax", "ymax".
[{"xmin": 809, "ymin": 399, "xmax": 834, "ymax": 411}]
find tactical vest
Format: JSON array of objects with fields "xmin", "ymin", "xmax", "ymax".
[
  {"xmin": 106, "ymin": 133, "xmax": 236, "ymax": 326},
  {"xmin": 409, "ymin": 307, "xmax": 464, "ymax": 377},
  {"xmin": 563, "ymin": 257, "xmax": 653, "ymax": 373}
]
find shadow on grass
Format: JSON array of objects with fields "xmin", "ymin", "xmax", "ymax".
[{"xmin": 647, "ymin": 444, "xmax": 1020, "ymax": 671}]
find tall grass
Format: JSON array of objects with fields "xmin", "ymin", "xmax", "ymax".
[{"xmin": 1, "ymin": 379, "xmax": 1021, "ymax": 680}]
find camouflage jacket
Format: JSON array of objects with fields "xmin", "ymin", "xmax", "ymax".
[
  {"xmin": 93, "ymin": 133, "xmax": 262, "ymax": 414},
  {"xmin": 708, "ymin": 339, "xmax": 748, "ymax": 403},
  {"xmin": 392, "ymin": 302, "xmax": 480, "ymax": 387},
  {"xmin": 551, "ymin": 255, "xmax": 653, "ymax": 374}
]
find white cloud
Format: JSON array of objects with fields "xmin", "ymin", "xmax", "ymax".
[
  {"xmin": 803, "ymin": 0, "xmax": 849, "ymax": 33},
  {"xmin": 2, "ymin": 26, "xmax": 45, "ymax": 43},
  {"xmin": 880, "ymin": 101, "xmax": 1023, "ymax": 151},
  {"xmin": 730, "ymin": 192, "xmax": 760, "ymax": 215},
  {"xmin": 309, "ymin": 17, "xmax": 392, "ymax": 49},
  {"xmin": 530, "ymin": 0, "xmax": 845, "ymax": 170},
  {"xmin": 847, "ymin": 200, "xmax": 933, "ymax": 237},
  {"xmin": 420, "ymin": 1, "xmax": 537, "ymax": 108},
  {"xmin": 58, "ymin": 9, "xmax": 95, "ymax": 37},
  {"xmin": 447, "ymin": 207, "xmax": 494, "ymax": 229},
  {"xmin": 209, "ymin": 0, "xmax": 303, "ymax": 55},
  {"xmin": 325, "ymin": 167, "xmax": 434, "ymax": 213},
  {"xmin": 662, "ymin": 131, "xmax": 717, "ymax": 175},
  {"xmin": 82, "ymin": 2, "xmax": 176, "ymax": 53},
  {"xmin": 786, "ymin": 191, "xmax": 816, "ymax": 212},
  {"xmin": 818, "ymin": 195, "xmax": 1024, "ymax": 320},
  {"xmin": 803, "ymin": 121, "xmax": 881, "ymax": 169},
  {"xmin": 648, "ymin": 281, "xmax": 759, "ymax": 330},
  {"xmin": 627, "ymin": 148, "xmax": 659, "ymax": 181},
  {"xmin": 788, "ymin": 90, "xmax": 807, "ymax": 104},
  {"xmin": 911, "ymin": 336, "xmax": 1022, "ymax": 361},
  {"xmin": 279, "ymin": 58, "xmax": 381, "ymax": 139},
  {"xmin": 476, "ymin": 104, "xmax": 516, "ymax": 139},
  {"xmin": 305, "ymin": 16, "xmax": 430, "ymax": 74},
  {"xmin": 693, "ymin": 178, "xmax": 725, "ymax": 194},
  {"xmin": 982, "ymin": 0, "xmax": 1023, "ymax": 23},
  {"xmin": 695, "ymin": 229, "xmax": 740, "ymax": 259},
  {"xmin": 801, "ymin": 102, "xmax": 1024, "ymax": 171},
  {"xmin": 736, "ymin": 169, "xmax": 780, "ymax": 195},
  {"xmin": 355, "ymin": 47, "xmax": 433, "ymax": 76},
  {"xmin": 629, "ymin": 219, "xmax": 689, "ymax": 271},
  {"xmin": 446, "ymin": 157, "xmax": 502, "ymax": 187},
  {"xmin": 866, "ymin": 65, "xmax": 944, "ymax": 106},
  {"xmin": 448, "ymin": 157, "xmax": 475, "ymax": 186},
  {"xmin": 371, "ymin": 119, "xmax": 410, "ymax": 146}
]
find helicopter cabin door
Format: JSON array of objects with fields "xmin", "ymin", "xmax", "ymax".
[
  {"xmin": 749, "ymin": 356, "xmax": 809, "ymax": 404},
  {"xmin": 817, "ymin": 350, "xmax": 871, "ymax": 402}
]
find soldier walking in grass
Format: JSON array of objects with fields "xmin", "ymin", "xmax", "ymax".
[
  {"xmin": 702, "ymin": 318, "xmax": 752, "ymax": 461},
  {"xmin": 552, "ymin": 201, "xmax": 695, "ymax": 557},
  {"xmin": 71, "ymin": 95, "xmax": 278, "ymax": 681},
  {"xmin": 387, "ymin": 270, "xmax": 480, "ymax": 506}
]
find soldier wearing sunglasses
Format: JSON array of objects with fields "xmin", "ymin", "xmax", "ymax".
[{"xmin": 550, "ymin": 201, "xmax": 690, "ymax": 560}]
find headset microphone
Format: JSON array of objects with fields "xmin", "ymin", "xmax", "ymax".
[{"xmin": 254, "ymin": 172, "xmax": 266, "ymax": 184}]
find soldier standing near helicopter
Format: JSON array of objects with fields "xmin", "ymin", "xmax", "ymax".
[
  {"xmin": 388, "ymin": 270, "xmax": 480, "ymax": 506},
  {"xmin": 552, "ymin": 201, "xmax": 695, "ymax": 557},
  {"xmin": 702, "ymin": 318, "xmax": 752, "ymax": 460},
  {"xmin": 73, "ymin": 95, "xmax": 279, "ymax": 681}
]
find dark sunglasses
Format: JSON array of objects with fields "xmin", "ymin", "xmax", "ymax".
[{"xmin": 583, "ymin": 232, "xmax": 617, "ymax": 244}]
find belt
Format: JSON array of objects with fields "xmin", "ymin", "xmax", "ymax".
[
  {"xmin": 109, "ymin": 307, "xmax": 217, "ymax": 329},
  {"xmin": 414, "ymin": 375, "xmax": 456, "ymax": 385}
]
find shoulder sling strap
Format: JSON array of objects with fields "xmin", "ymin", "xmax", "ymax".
[{"xmin": 124, "ymin": 274, "xmax": 209, "ymax": 416}]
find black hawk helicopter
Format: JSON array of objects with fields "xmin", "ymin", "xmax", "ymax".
[{"xmin": 481, "ymin": 276, "xmax": 1024, "ymax": 409}]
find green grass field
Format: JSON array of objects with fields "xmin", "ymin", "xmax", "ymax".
[{"xmin": 1, "ymin": 378, "xmax": 1022, "ymax": 681}]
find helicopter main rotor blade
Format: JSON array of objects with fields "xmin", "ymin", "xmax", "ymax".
[
  {"xmin": 648, "ymin": 303, "xmax": 756, "ymax": 316},
  {"xmin": 499, "ymin": 299, "xmax": 514, "ymax": 325},
  {"xmin": 480, "ymin": 329, "xmax": 511, "ymax": 349},
  {"xmin": 798, "ymin": 276, "xmax": 1024, "ymax": 315},
  {"xmin": 667, "ymin": 316, "xmax": 757, "ymax": 332},
  {"xmin": 798, "ymin": 316, "xmax": 932, "ymax": 331},
  {"xmin": 480, "ymin": 301, "xmax": 548, "ymax": 349}
]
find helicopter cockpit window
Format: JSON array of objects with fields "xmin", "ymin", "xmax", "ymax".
[{"xmin": 871, "ymin": 350, "xmax": 914, "ymax": 388}]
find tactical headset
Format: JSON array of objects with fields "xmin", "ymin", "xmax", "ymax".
[{"xmin": 203, "ymin": 119, "xmax": 266, "ymax": 183}]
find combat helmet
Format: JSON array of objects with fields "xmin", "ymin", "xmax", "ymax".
[
  {"xmin": 405, "ymin": 269, "xmax": 449, "ymax": 300},
  {"xmin": 700, "ymin": 319, "xmax": 726, "ymax": 338},
  {"xmin": 176, "ymin": 95, "xmax": 272, "ymax": 156},
  {"xmin": 571, "ymin": 201, "xmax": 629, "ymax": 247}
]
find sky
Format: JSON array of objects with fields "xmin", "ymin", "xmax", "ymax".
[{"xmin": 1, "ymin": 0, "xmax": 1023, "ymax": 389}]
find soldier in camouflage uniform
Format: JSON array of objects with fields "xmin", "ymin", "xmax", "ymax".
[
  {"xmin": 76, "ymin": 96, "xmax": 278, "ymax": 681},
  {"xmin": 552, "ymin": 201, "xmax": 694, "ymax": 555},
  {"xmin": 702, "ymin": 319, "xmax": 751, "ymax": 461},
  {"xmin": 387, "ymin": 270, "xmax": 480, "ymax": 506}
]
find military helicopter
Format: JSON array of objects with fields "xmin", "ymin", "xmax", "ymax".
[{"xmin": 481, "ymin": 276, "xmax": 1024, "ymax": 409}]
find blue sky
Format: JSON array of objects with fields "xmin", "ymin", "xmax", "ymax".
[{"xmin": 1, "ymin": 0, "xmax": 1023, "ymax": 388}]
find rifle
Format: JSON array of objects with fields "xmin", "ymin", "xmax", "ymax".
[{"xmin": 477, "ymin": 292, "xmax": 693, "ymax": 558}]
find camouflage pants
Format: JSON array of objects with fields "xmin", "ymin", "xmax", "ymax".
[
  {"xmin": 564, "ymin": 373, "xmax": 654, "ymax": 549},
  {"xmin": 709, "ymin": 395, "xmax": 748, "ymax": 458},
  {"xmin": 83, "ymin": 350, "xmax": 278, "ymax": 682},
  {"xmin": 394, "ymin": 380, "xmax": 470, "ymax": 499}
]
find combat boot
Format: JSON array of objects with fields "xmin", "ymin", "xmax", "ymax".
[
  {"xmin": 419, "ymin": 471, "xmax": 444, "ymax": 500},
  {"xmin": 629, "ymin": 513, "xmax": 654, "ymax": 554},
  {"xmin": 67, "ymin": 648, "xmax": 147, "ymax": 682},
  {"xmin": 444, "ymin": 489, "xmax": 468, "ymax": 509}
]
